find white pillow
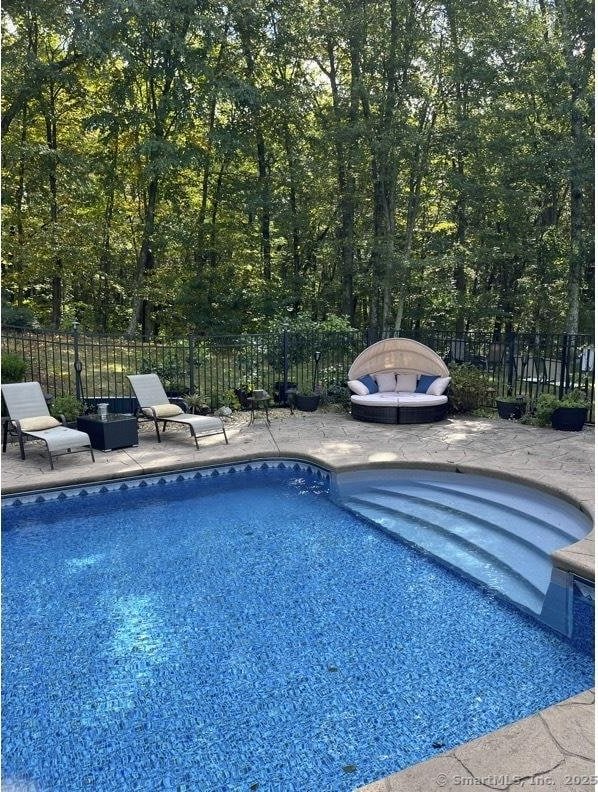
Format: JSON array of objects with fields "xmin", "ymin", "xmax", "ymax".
[
  {"xmin": 374, "ymin": 371, "xmax": 397, "ymax": 392},
  {"xmin": 427, "ymin": 376, "xmax": 451, "ymax": 396},
  {"xmin": 347, "ymin": 379, "xmax": 369, "ymax": 396},
  {"xmin": 395, "ymin": 373, "xmax": 418, "ymax": 392}
]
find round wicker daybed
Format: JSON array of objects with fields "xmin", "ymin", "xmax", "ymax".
[{"xmin": 347, "ymin": 338, "xmax": 450, "ymax": 424}]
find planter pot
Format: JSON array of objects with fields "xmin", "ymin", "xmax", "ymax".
[
  {"xmin": 234, "ymin": 389, "xmax": 251, "ymax": 410},
  {"xmin": 294, "ymin": 394, "xmax": 320, "ymax": 412},
  {"xmin": 496, "ymin": 399, "xmax": 526, "ymax": 420},
  {"xmin": 551, "ymin": 406, "xmax": 588, "ymax": 432}
]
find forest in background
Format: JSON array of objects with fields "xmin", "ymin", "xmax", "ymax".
[{"xmin": 1, "ymin": 0, "xmax": 594, "ymax": 339}]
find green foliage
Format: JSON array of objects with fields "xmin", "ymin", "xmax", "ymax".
[
  {"xmin": 2, "ymin": 303, "xmax": 39, "ymax": 330},
  {"xmin": 209, "ymin": 388, "xmax": 241, "ymax": 412},
  {"xmin": 447, "ymin": 365, "xmax": 493, "ymax": 414},
  {"xmin": 50, "ymin": 394, "xmax": 85, "ymax": 422},
  {"xmin": 526, "ymin": 389, "xmax": 589, "ymax": 427},
  {"xmin": 184, "ymin": 391, "xmax": 210, "ymax": 414},
  {"xmin": 265, "ymin": 313, "xmax": 357, "ymax": 369},
  {"xmin": 1, "ymin": 353, "xmax": 27, "ymax": 383},
  {"xmin": 138, "ymin": 353, "xmax": 189, "ymax": 393},
  {"xmin": 0, "ymin": 0, "xmax": 593, "ymax": 336}
]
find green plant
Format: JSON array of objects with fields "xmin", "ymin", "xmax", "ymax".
[
  {"xmin": 1, "ymin": 353, "xmax": 27, "ymax": 383},
  {"xmin": 527, "ymin": 390, "xmax": 589, "ymax": 427},
  {"xmin": 1, "ymin": 303, "xmax": 39, "ymax": 330},
  {"xmin": 50, "ymin": 394, "xmax": 85, "ymax": 422},
  {"xmin": 185, "ymin": 391, "xmax": 210, "ymax": 414},
  {"xmin": 209, "ymin": 388, "xmax": 241, "ymax": 411},
  {"xmin": 447, "ymin": 364, "xmax": 493, "ymax": 413}
]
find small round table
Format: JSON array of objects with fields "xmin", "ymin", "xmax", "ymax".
[{"xmin": 248, "ymin": 390, "xmax": 271, "ymax": 425}]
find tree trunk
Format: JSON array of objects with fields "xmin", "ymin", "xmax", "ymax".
[
  {"xmin": 326, "ymin": 39, "xmax": 357, "ymax": 323},
  {"xmin": 45, "ymin": 84, "xmax": 61, "ymax": 329},
  {"xmin": 127, "ymin": 177, "xmax": 158, "ymax": 339}
]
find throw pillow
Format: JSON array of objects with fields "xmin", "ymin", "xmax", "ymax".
[
  {"xmin": 19, "ymin": 416, "xmax": 61, "ymax": 432},
  {"xmin": 358, "ymin": 374, "xmax": 378, "ymax": 394},
  {"xmin": 427, "ymin": 376, "xmax": 451, "ymax": 396},
  {"xmin": 374, "ymin": 371, "xmax": 397, "ymax": 392},
  {"xmin": 396, "ymin": 373, "xmax": 418, "ymax": 392},
  {"xmin": 416, "ymin": 374, "xmax": 439, "ymax": 394},
  {"xmin": 142, "ymin": 403, "xmax": 184, "ymax": 418},
  {"xmin": 348, "ymin": 379, "xmax": 369, "ymax": 396}
]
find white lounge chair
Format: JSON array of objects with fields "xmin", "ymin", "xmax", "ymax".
[
  {"xmin": 1, "ymin": 381, "xmax": 95, "ymax": 470},
  {"xmin": 127, "ymin": 374, "xmax": 228, "ymax": 448}
]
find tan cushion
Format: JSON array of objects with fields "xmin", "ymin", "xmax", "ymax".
[
  {"xmin": 18, "ymin": 416, "xmax": 61, "ymax": 432},
  {"xmin": 395, "ymin": 373, "xmax": 418, "ymax": 392},
  {"xmin": 142, "ymin": 403, "xmax": 184, "ymax": 418}
]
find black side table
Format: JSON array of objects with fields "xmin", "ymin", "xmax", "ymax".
[
  {"xmin": 248, "ymin": 391, "xmax": 271, "ymax": 425},
  {"xmin": 77, "ymin": 414, "xmax": 138, "ymax": 451}
]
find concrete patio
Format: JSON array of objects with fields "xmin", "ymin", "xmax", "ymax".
[{"xmin": 1, "ymin": 408, "xmax": 595, "ymax": 790}]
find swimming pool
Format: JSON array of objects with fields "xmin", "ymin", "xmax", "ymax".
[{"xmin": 2, "ymin": 462, "xmax": 594, "ymax": 791}]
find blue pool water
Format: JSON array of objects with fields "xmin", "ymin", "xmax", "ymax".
[{"xmin": 2, "ymin": 466, "xmax": 594, "ymax": 792}]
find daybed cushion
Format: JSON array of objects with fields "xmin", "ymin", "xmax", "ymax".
[
  {"xmin": 351, "ymin": 393, "xmax": 447, "ymax": 408},
  {"xmin": 358, "ymin": 374, "xmax": 378, "ymax": 394},
  {"xmin": 396, "ymin": 373, "xmax": 418, "ymax": 392},
  {"xmin": 427, "ymin": 376, "xmax": 451, "ymax": 396},
  {"xmin": 415, "ymin": 374, "xmax": 438, "ymax": 394},
  {"xmin": 348, "ymin": 379, "xmax": 370, "ymax": 396},
  {"xmin": 142, "ymin": 403, "xmax": 184, "ymax": 418},
  {"xmin": 18, "ymin": 416, "xmax": 61, "ymax": 432},
  {"xmin": 374, "ymin": 371, "xmax": 397, "ymax": 392}
]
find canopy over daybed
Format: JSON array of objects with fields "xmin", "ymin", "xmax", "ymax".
[{"xmin": 348, "ymin": 337, "xmax": 449, "ymax": 381}]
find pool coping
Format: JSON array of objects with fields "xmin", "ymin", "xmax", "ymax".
[{"xmin": 2, "ymin": 443, "xmax": 594, "ymax": 790}]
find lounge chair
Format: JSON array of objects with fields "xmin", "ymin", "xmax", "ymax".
[
  {"xmin": 127, "ymin": 374, "xmax": 228, "ymax": 448},
  {"xmin": 1, "ymin": 381, "xmax": 95, "ymax": 470}
]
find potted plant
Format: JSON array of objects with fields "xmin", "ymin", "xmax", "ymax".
[
  {"xmin": 293, "ymin": 392, "xmax": 320, "ymax": 411},
  {"xmin": 496, "ymin": 394, "xmax": 527, "ymax": 420},
  {"xmin": 49, "ymin": 394, "xmax": 86, "ymax": 428},
  {"xmin": 234, "ymin": 382, "xmax": 256, "ymax": 410},
  {"xmin": 533, "ymin": 390, "xmax": 589, "ymax": 432},
  {"xmin": 185, "ymin": 391, "xmax": 211, "ymax": 415}
]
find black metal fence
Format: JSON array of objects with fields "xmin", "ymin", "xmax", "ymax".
[{"xmin": 1, "ymin": 325, "xmax": 595, "ymax": 421}]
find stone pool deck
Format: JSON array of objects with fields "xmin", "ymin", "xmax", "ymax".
[{"xmin": 1, "ymin": 409, "xmax": 595, "ymax": 790}]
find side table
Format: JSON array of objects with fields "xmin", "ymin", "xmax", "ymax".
[
  {"xmin": 76, "ymin": 414, "xmax": 138, "ymax": 451},
  {"xmin": 248, "ymin": 391, "xmax": 271, "ymax": 425}
]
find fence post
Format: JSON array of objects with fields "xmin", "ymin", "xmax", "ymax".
[
  {"xmin": 72, "ymin": 321, "xmax": 83, "ymax": 402},
  {"xmin": 188, "ymin": 334, "xmax": 195, "ymax": 394},
  {"xmin": 282, "ymin": 328, "xmax": 289, "ymax": 403},
  {"xmin": 507, "ymin": 331, "xmax": 516, "ymax": 396},
  {"xmin": 559, "ymin": 333, "xmax": 570, "ymax": 400}
]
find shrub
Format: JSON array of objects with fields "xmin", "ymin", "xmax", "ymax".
[
  {"xmin": 1, "ymin": 353, "xmax": 27, "ymax": 383},
  {"xmin": 2, "ymin": 304, "xmax": 39, "ymax": 330},
  {"xmin": 528, "ymin": 389, "xmax": 589, "ymax": 427},
  {"xmin": 50, "ymin": 394, "xmax": 85, "ymax": 422},
  {"xmin": 448, "ymin": 364, "xmax": 493, "ymax": 413}
]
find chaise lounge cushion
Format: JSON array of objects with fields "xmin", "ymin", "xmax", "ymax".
[{"xmin": 351, "ymin": 392, "xmax": 448, "ymax": 408}]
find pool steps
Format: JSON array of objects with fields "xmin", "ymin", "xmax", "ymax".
[{"xmin": 335, "ymin": 471, "xmax": 592, "ymax": 626}]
